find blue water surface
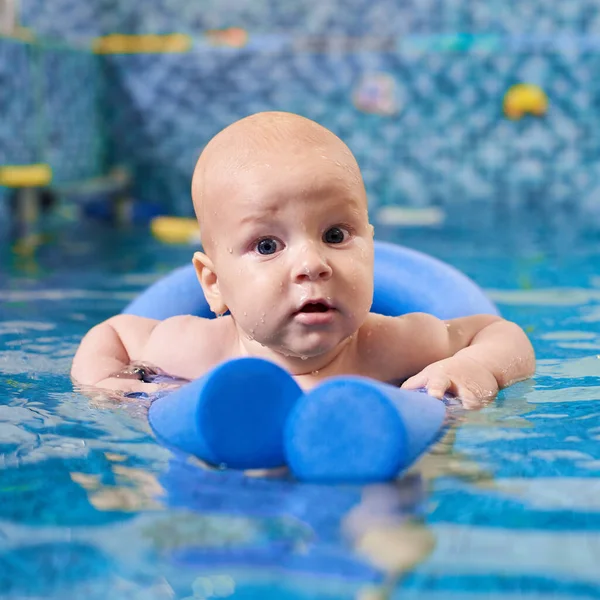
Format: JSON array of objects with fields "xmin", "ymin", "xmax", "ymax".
[{"xmin": 0, "ymin": 212, "xmax": 599, "ymax": 600}]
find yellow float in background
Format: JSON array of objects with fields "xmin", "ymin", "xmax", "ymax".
[
  {"xmin": 93, "ymin": 34, "xmax": 192, "ymax": 54},
  {"xmin": 151, "ymin": 216, "xmax": 201, "ymax": 245},
  {"xmin": 503, "ymin": 84, "xmax": 548, "ymax": 120},
  {"xmin": 0, "ymin": 164, "xmax": 52, "ymax": 187},
  {"xmin": 8, "ymin": 27, "xmax": 36, "ymax": 42}
]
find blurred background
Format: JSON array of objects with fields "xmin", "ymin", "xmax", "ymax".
[
  {"xmin": 3, "ymin": 4, "xmax": 600, "ymax": 599},
  {"xmin": 2, "ymin": 0, "xmax": 599, "ymax": 248}
]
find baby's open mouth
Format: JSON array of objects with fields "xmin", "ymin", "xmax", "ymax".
[{"xmin": 298, "ymin": 301, "xmax": 332, "ymax": 313}]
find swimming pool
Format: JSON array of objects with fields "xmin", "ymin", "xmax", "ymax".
[{"xmin": 1, "ymin": 214, "xmax": 599, "ymax": 599}]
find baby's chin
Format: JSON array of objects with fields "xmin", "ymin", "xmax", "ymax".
[
  {"xmin": 239, "ymin": 335, "xmax": 333, "ymax": 361},
  {"xmin": 274, "ymin": 347, "xmax": 331, "ymax": 360},
  {"xmin": 238, "ymin": 326, "xmax": 352, "ymax": 362},
  {"xmin": 271, "ymin": 335, "xmax": 351, "ymax": 361}
]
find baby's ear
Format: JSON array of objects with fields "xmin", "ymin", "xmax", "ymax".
[{"xmin": 192, "ymin": 251, "xmax": 228, "ymax": 316}]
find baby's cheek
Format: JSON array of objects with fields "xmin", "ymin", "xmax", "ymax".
[
  {"xmin": 348, "ymin": 253, "xmax": 373, "ymax": 288},
  {"xmin": 261, "ymin": 276, "xmax": 285, "ymax": 302},
  {"xmin": 248, "ymin": 281, "xmax": 284, "ymax": 329},
  {"xmin": 266, "ymin": 281, "xmax": 287, "ymax": 318}
]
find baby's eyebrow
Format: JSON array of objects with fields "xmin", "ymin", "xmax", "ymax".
[{"xmin": 238, "ymin": 208, "xmax": 280, "ymax": 226}]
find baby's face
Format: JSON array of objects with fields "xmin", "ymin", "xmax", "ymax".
[{"xmin": 205, "ymin": 148, "xmax": 374, "ymax": 359}]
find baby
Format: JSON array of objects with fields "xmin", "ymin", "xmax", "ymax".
[{"xmin": 71, "ymin": 111, "xmax": 535, "ymax": 405}]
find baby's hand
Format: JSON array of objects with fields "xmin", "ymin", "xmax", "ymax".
[{"xmin": 401, "ymin": 355, "xmax": 499, "ymax": 409}]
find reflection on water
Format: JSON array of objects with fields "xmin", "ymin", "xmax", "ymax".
[{"xmin": 1, "ymin": 222, "xmax": 600, "ymax": 598}]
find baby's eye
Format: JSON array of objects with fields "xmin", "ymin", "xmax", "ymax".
[
  {"xmin": 323, "ymin": 226, "xmax": 349, "ymax": 244},
  {"xmin": 255, "ymin": 238, "xmax": 281, "ymax": 255}
]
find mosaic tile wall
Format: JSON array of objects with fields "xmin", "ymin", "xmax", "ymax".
[
  {"xmin": 103, "ymin": 47, "xmax": 600, "ymax": 217},
  {"xmin": 0, "ymin": 38, "xmax": 106, "ymax": 185},
  {"xmin": 19, "ymin": 0, "xmax": 600, "ymax": 38},
  {"xmin": 3, "ymin": 1, "xmax": 600, "ymax": 218}
]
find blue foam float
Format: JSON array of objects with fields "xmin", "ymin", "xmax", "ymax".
[
  {"xmin": 128, "ymin": 240, "xmax": 497, "ymax": 482},
  {"xmin": 147, "ymin": 357, "xmax": 449, "ymax": 480},
  {"xmin": 149, "ymin": 357, "xmax": 303, "ymax": 469},
  {"xmin": 285, "ymin": 377, "xmax": 448, "ymax": 482}
]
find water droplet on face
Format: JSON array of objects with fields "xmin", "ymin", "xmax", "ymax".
[
  {"xmin": 301, "ymin": 355, "xmax": 308, "ymax": 360},
  {"xmin": 312, "ymin": 370, "xmax": 319, "ymax": 375},
  {"xmin": 227, "ymin": 247, "xmax": 233, "ymax": 254}
]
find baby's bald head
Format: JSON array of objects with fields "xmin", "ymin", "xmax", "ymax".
[{"xmin": 191, "ymin": 112, "xmax": 365, "ymax": 250}]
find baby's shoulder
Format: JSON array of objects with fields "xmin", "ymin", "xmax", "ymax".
[
  {"xmin": 157, "ymin": 313, "xmax": 229, "ymax": 331},
  {"xmin": 358, "ymin": 311, "xmax": 442, "ymax": 341},
  {"xmin": 142, "ymin": 314, "xmax": 238, "ymax": 379},
  {"xmin": 157, "ymin": 314, "xmax": 237, "ymax": 344},
  {"xmin": 354, "ymin": 312, "xmax": 448, "ymax": 379},
  {"xmin": 146, "ymin": 314, "xmax": 232, "ymax": 352}
]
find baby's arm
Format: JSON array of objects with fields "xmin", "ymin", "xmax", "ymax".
[
  {"xmin": 72, "ymin": 313, "xmax": 232, "ymax": 393},
  {"xmin": 445, "ymin": 315, "xmax": 535, "ymax": 388},
  {"xmin": 401, "ymin": 313, "xmax": 535, "ymax": 404},
  {"xmin": 71, "ymin": 315, "xmax": 160, "ymax": 390}
]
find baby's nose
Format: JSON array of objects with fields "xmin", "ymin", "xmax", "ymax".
[{"xmin": 292, "ymin": 244, "xmax": 332, "ymax": 282}]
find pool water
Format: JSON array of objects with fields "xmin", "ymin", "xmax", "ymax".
[{"xmin": 1, "ymin": 214, "xmax": 599, "ymax": 600}]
